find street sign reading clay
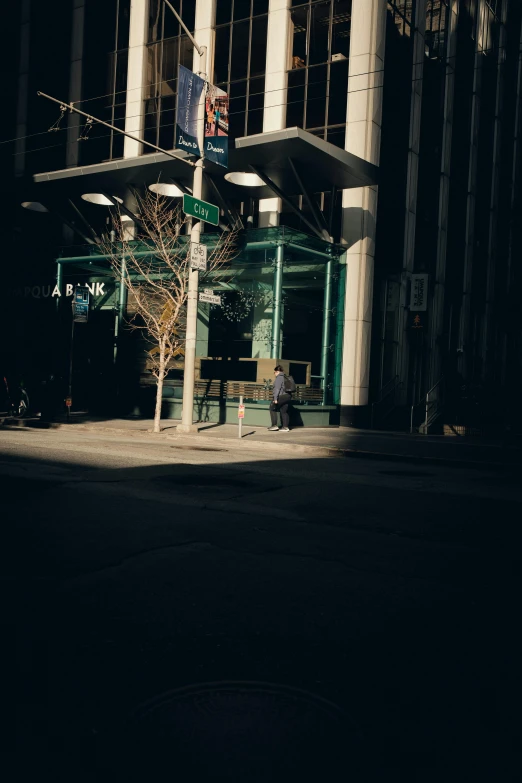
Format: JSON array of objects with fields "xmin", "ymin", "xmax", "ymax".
[{"xmin": 183, "ymin": 193, "xmax": 220, "ymax": 226}]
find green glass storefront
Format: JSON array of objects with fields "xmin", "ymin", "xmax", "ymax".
[{"xmin": 57, "ymin": 227, "xmax": 346, "ymax": 425}]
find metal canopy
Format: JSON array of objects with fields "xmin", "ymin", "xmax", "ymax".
[
  {"xmin": 32, "ymin": 127, "xmax": 378, "ymax": 203},
  {"xmin": 233, "ymin": 127, "xmax": 378, "ymax": 194}
]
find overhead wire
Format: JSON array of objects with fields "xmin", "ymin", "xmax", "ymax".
[{"xmin": 1, "ymin": 37, "xmax": 506, "ymax": 154}]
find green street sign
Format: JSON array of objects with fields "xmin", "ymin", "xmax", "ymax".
[{"xmin": 183, "ymin": 194, "xmax": 219, "ymax": 226}]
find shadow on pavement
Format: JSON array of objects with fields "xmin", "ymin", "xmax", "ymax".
[{"xmin": 6, "ymin": 447, "xmax": 521, "ymax": 782}]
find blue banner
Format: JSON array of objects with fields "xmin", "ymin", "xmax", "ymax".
[
  {"xmin": 175, "ymin": 65, "xmax": 205, "ymax": 157},
  {"xmin": 204, "ymin": 84, "xmax": 229, "ymax": 168}
]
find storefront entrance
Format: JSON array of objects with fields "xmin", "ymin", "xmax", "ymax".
[{"xmin": 57, "ymin": 227, "xmax": 345, "ymax": 425}]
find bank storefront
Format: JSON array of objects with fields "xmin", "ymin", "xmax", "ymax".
[
  {"xmin": 56, "ymin": 227, "xmax": 345, "ymax": 426},
  {"xmin": 23, "ymin": 126, "xmax": 377, "ymax": 424}
]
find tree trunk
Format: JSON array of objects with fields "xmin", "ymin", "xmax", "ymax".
[{"xmin": 153, "ymin": 344, "xmax": 166, "ymax": 433}]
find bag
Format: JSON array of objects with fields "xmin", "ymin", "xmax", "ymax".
[{"xmin": 283, "ymin": 374, "xmax": 296, "ymax": 394}]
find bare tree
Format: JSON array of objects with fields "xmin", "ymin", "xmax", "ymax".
[{"xmin": 103, "ymin": 189, "xmax": 237, "ymax": 433}]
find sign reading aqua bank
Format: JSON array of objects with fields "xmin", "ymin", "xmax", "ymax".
[{"xmin": 183, "ymin": 194, "xmax": 219, "ymax": 226}]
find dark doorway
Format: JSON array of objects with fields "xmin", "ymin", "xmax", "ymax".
[{"xmin": 282, "ymin": 288, "xmax": 323, "ymax": 375}]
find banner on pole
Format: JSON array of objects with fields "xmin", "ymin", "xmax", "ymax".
[
  {"xmin": 175, "ymin": 65, "xmax": 205, "ymax": 157},
  {"xmin": 205, "ymin": 84, "xmax": 229, "ymax": 168}
]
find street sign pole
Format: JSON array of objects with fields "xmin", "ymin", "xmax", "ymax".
[
  {"xmin": 67, "ymin": 312, "xmax": 74, "ymax": 421},
  {"xmin": 177, "ymin": 46, "xmax": 207, "ymax": 433}
]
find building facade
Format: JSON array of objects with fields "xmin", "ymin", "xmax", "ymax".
[{"xmin": 3, "ymin": 0, "xmax": 522, "ymax": 430}]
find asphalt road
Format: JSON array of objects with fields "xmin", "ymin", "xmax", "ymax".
[{"xmin": 5, "ymin": 428, "xmax": 521, "ymax": 782}]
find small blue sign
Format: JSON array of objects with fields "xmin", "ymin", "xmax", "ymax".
[
  {"xmin": 73, "ymin": 302, "xmax": 89, "ymax": 323},
  {"xmin": 73, "ymin": 286, "xmax": 89, "ymax": 322}
]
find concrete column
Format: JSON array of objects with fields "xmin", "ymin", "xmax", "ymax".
[
  {"xmin": 458, "ymin": 4, "xmax": 484, "ymax": 380},
  {"xmin": 503, "ymin": 10, "xmax": 522, "ymax": 389},
  {"xmin": 428, "ymin": 0, "xmax": 459, "ymax": 389},
  {"xmin": 124, "ymin": 0, "xmax": 150, "ymax": 159},
  {"xmin": 395, "ymin": 3, "xmax": 426, "ymax": 405},
  {"xmin": 339, "ymin": 0, "xmax": 386, "ymax": 415},
  {"xmin": 259, "ymin": 0, "xmax": 291, "ymax": 227},
  {"xmin": 482, "ymin": 3, "xmax": 508, "ymax": 381},
  {"xmin": 66, "ymin": 0, "xmax": 86, "ymax": 168},
  {"xmin": 14, "ymin": 0, "xmax": 31, "ymax": 178}
]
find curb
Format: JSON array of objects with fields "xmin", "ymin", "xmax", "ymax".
[{"xmin": 2, "ymin": 418, "xmax": 516, "ymax": 471}]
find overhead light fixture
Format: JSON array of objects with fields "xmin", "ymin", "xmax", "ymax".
[
  {"xmin": 81, "ymin": 193, "xmax": 123, "ymax": 206},
  {"xmin": 148, "ymin": 182, "xmax": 184, "ymax": 198},
  {"xmin": 224, "ymin": 171, "xmax": 265, "ymax": 188},
  {"xmin": 21, "ymin": 201, "xmax": 49, "ymax": 213}
]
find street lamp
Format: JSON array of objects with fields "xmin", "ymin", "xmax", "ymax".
[
  {"xmin": 21, "ymin": 201, "xmax": 49, "ymax": 212},
  {"xmin": 224, "ymin": 172, "xmax": 265, "ymax": 188},
  {"xmin": 148, "ymin": 182, "xmax": 185, "ymax": 197},
  {"xmin": 81, "ymin": 193, "xmax": 123, "ymax": 206},
  {"xmin": 34, "ymin": 1, "xmax": 207, "ymax": 432},
  {"xmin": 162, "ymin": 0, "xmax": 208, "ymax": 433}
]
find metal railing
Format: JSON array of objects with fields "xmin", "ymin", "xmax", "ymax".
[
  {"xmin": 370, "ymin": 375, "xmax": 402, "ymax": 429},
  {"xmin": 141, "ymin": 376, "xmax": 325, "ymax": 404},
  {"xmin": 410, "ymin": 377, "xmax": 445, "ymax": 434}
]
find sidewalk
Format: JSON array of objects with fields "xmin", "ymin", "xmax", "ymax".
[{"xmin": 2, "ymin": 412, "xmax": 520, "ymax": 468}]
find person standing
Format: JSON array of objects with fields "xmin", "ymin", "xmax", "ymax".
[
  {"xmin": 206, "ymin": 104, "xmax": 214, "ymax": 133},
  {"xmin": 268, "ymin": 365, "xmax": 291, "ymax": 432},
  {"xmin": 214, "ymin": 107, "xmax": 221, "ymax": 135}
]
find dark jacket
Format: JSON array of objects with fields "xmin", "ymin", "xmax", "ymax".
[{"xmin": 273, "ymin": 373, "xmax": 285, "ymax": 401}]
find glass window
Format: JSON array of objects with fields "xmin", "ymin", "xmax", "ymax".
[
  {"xmin": 287, "ymin": 1, "xmax": 351, "ymax": 138},
  {"xmin": 326, "ymin": 60, "xmax": 348, "ymax": 124},
  {"xmin": 331, "ymin": 0, "xmax": 351, "ymax": 58},
  {"xmin": 234, "ymin": 0, "xmax": 252, "ymax": 21},
  {"xmin": 231, "ymin": 21, "xmax": 250, "ymax": 81},
  {"xmin": 287, "ymin": 69, "xmax": 306, "ymax": 127},
  {"xmin": 247, "ymin": 77, "xmax": 265, "ymax": 134},
  {"xmin": 214, "ymin": 26, "xmax": 231, "ymax": 85},
  {"xmin": 116, "ymin": 0, "xmax": 130, "ymax": 50},
  {"xmin": 158, "ymin": 95, "xmax": 176, "ymax": 149},
  {"xmin": 250, "ymin": 15, "xmax": 268, "ymax": 76},
  {"xmin": 308, "ymin": 2, "xmax": 331, "ymax": 66},
  {"xmin": 140, "ymin": 32, "xmax": 193, "ymax": 150},
  {"xmin": 148, "ymin": 0, "xmax": 163, "ymax": 42},
  {"xmin": 198, "ymin": 229, "xmax": 342, "ymax": 407},
  {"xmin": 229, "ymin": 81, "xmax": 248, "ymax": 138},
  {"xmin": 425, "ymin": 0, "xmax": 448, "ymax": 59},
  {"xmin": 306, "ymin": 64, "xmax": 328, "ymax": 128},
  {"xmin": 292, "ymin": 6, "xmax": 308, "ymax": 64},
  {"xmin": 161, "ymin": 38, "xmax": 179, "ymax": 95},
  {"xmin": 214, "ymin": 5, "xmax": 269, "ymax": 138},
  {"xmin": 216, "ymin": 0, "xmax": 233, "ymax": 25},
  {"xmin": 387, "ymin": 1, "xmax": 415, "ymax": 35},
  {"xmin": 252, "ymin": 0, "xmax": 269, "ymax": 15},
  {"xmin": 147, "ymin": 0, "xmax": 194, "ymax": 43}
]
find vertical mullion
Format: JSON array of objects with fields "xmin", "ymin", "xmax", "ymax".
[
  {"xmin": 303, "ymin": 4, "xmax": 311, "ymax": 128},
  {"xmin": 226, "ymin": 22, "xmax": 231, "ymax": 128},
  {"xmin": 158, "ymin": 36, "xmax": 164, "ymax": 147},
  {"xmin": 325, "ymin": 0, "xmax": 333, "ymax": 133},
  {"xmin": 245, "ymin": 15, "xmax": 253, "ymax": 135},
  {"xmin": 109, "ymin": 0, "xmax": 119, "ymax": 159}
]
